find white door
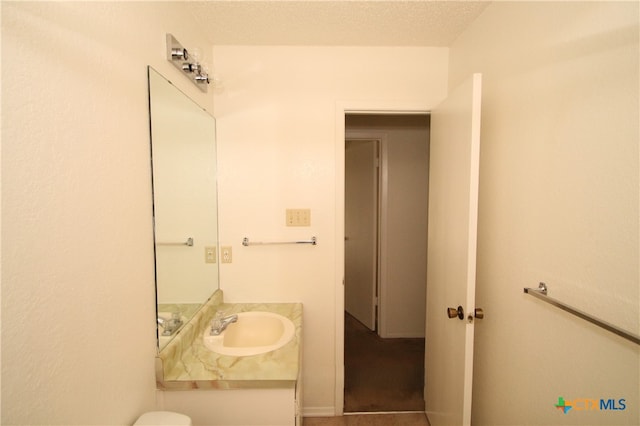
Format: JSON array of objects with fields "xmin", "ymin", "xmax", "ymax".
[
  {"xmin": 345, "ymin": 139, "xmax": 378, "ymax": 330},
  {"xmin": 425, "ymin": 73, "xmax": 482, "ymax": 426}
]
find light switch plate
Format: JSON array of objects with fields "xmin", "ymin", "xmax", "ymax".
[
  {"xmin": 286, "ymin": 209, "xmax": 311, "ymax": 227},
  {"xmin": 205, "ymin": 246, "xmax": 216, "ymax": 264}
]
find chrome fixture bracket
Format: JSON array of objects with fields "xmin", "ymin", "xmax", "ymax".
[{"xmin": 166, "ymin": 33, "xmax": 209, "ymax": 93}]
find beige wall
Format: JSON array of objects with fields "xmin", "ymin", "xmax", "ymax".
[
  {"xmin": 212, "ymin": 45, "xmax": 448, "ymax": 414},
  {"xmin": 449, "ymin": 2, "xmax": 639, "ymax": 424},
  {"xmin": 1, "ymin": 2, "xmax": 213, "ymax": 424}
]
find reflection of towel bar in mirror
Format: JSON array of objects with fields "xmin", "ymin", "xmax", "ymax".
[
  {"xmin": 524, "ymin": 282, "xmax": 640, "ymax": 345},
  {"xmin": 157, "ymin": 237, "xmax": 194, "ymax": 247},
  {"xmin": 242, "ymin": 236, "xmax": 317, "ymax": 246}
]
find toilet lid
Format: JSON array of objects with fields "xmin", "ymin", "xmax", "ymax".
[{"xmin": 134, "ymin": 411, "xmax": 191, "ymax": 426}]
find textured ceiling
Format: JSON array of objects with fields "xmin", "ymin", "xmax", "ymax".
[{"xmin": 187, "ymin": 1, "xmax": 491, "ymax": 46}]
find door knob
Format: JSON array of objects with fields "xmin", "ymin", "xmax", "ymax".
[
  {"xmin": 447, "ymin": 306, "xmax": 464, "ymax": 320},
  {"xmin": 474, "ymin": 308, "xmax": 484, "ymax": 319}
]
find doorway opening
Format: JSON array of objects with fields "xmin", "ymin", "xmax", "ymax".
[{"xmin": 344, "ymin": 113, "xmax": 430, "ymax": 413}]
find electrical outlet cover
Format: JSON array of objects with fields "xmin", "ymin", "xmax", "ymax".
[{"xmin": 221, "ymin": 246, "xmax": 232, "ymax": 263}]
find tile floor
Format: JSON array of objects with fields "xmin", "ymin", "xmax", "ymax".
[{"xmin": 304, "ymin": 412, "xmax": 430, "ymax": 426}]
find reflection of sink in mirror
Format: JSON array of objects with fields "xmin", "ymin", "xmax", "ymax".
[
  {"xmin": 203, "ymin": 311, "xmax": 295, "ymax": 357},
  {"xmin": 157, "ymin": 312, "xmax": 187, "ymax": 348}
]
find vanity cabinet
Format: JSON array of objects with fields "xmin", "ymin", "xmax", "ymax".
[
  {"xmin": 159, "ymin": 385, "xmax": 301, "ymax": 425},
  {"xmin": 155, "ymin": 295, "xmax": 303, "ymax": 425}
]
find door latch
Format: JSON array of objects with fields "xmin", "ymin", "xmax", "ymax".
[
  {"xmin": 467, "ymin": 308, "xmax": 485, "ymax": 323},
  {"xmin": 448, "ymin": 306, "xmax": 484, "ymax": 322}
]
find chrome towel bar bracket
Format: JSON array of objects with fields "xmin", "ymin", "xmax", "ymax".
[{"xmin": 524, "ymin": 282, "xmax": 640, "ymax": 345}]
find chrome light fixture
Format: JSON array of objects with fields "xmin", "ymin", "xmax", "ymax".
[{"xmin": 166, "ymin": 33, "xmax": 210, "ymax": 93}]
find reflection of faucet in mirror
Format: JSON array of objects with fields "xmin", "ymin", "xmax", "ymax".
[
  {"xmin": 147, "ymin": 66, "xmax": 220, "ymax": 350},
  {"xmin": 158, "ymin": 313, "xmax": 184, "ymax": 337}
]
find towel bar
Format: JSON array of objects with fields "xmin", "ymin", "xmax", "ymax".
[
  {"xmin": 157, "ymin": 237, "xmax": 194, "ymax": 247},
  {"xmin": 242, "ymin": 236, "xmax": 317, "ymax": 246},
  {"xmin": 524, "ymin": 283, "xmax": 639, "ymax": 345}
]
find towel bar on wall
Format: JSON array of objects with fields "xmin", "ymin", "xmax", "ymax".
[
  {"xmin": 524, "ymin": 282, "xmax": 640, "ymax": 345},
  {"xmin": 157, "ymin": 237, "xmax": 194, "ymax": 247},
  {"xmin": 242, "ymin": 236, "xmax": 317, "ymax": 246}
]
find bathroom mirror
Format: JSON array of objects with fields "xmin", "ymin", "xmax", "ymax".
[{"xmin": 147, "ymin": 67, "xmax": 219, "ymax": 350}]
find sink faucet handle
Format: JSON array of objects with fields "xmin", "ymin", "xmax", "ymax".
[
  {"xmin": 211, "ymin": 310, "xmax": 225, "ymax": 331},
  {"xmin": 210, "ymin": 311, "xmax": 238, "ymax": 335}
]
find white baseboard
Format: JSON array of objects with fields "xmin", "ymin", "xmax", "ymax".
[{"xmin": 302, "ymin": 406, "xmax": 336, "ymax": 417}]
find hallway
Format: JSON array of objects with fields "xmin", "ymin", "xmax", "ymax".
[{"xmin": 344, "ymin": 313, "xmax": 425, "ymax": 412}]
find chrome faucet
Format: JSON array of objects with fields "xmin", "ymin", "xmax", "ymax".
[{"xmin": 210, "ymin": 312, "xmax": 238, "ymax": 335}]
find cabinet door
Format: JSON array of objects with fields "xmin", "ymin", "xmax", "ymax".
[{"xmin": 163, "ymin": 387, "xmax": 297, "ymax": 425}]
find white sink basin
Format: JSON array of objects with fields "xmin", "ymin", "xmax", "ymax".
[{"xmin": 202, "ymin": 311, "xmax": 295, "ymax": 357}]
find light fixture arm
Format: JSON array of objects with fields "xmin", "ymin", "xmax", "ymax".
[{"xmin": 166, "ymin": 33, "xmax": 209, "ymax": 93}]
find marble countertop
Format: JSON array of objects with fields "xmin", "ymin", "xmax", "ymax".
[{"xmin": 156, "ymin": 291, "xmax": 302, "ymax": 390}]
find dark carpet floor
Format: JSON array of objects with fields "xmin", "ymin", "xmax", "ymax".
[{"xmin": 344, "ymin": 312, "xmax": 425, "ymax": 412}]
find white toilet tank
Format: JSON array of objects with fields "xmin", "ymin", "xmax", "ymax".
[{"xmin": 134, "ymin": 411, "xmax": 192, "ymax": 426}]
